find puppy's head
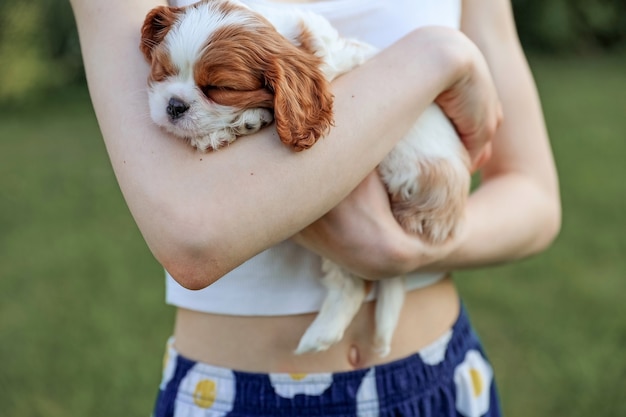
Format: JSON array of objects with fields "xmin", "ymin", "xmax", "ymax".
[{"xmin": 140, "ymin": 0, "xmax": 334, "ymax": 151}]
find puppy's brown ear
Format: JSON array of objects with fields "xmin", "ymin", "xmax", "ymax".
[
  {"xmin": 264, "ymin": 48, "xmax": 334, "ymax": 151},
  {"xmin": 140, "ymin": 6, "xmax": 181, "ymax": 61}
]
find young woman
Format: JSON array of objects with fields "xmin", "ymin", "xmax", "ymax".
[{"xmin": 69, "ymin": 0, "xmax": 560, "ymax": 415}]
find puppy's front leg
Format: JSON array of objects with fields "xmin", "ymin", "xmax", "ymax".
[{"xmin": 295, "ymin": 259, "xmax": 366, "ymax": 355}]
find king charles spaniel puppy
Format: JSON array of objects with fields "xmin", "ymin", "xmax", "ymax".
[
  {"xmin": 140, "ymin": 0, "xmax": 334, "ymax": 151},
  {"xmin": 140, "ymin": 0, "xmax": 470, "ymax": 357}
]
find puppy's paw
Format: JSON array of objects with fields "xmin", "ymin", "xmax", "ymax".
[
  {"xmin": 294, "ymin": 320, "xmax": 345, "ymax": 355},
  {"xmin": 372, "ymin": 339, "xmax": 391, "ymax": 358},
  {"xmin": 233, "ymin": 108, "xmax": 273, "ymax": 136},
  {"xmin": 396, "ymin": 204, "xmax": 461, "ymax": 245},
  {"xmin": 190, "ymin": 129, "xmax": 237, "ymax": 152},
  {"xmin": 391, "ymin": 158, "xmax": 470, "ymax": 245}
]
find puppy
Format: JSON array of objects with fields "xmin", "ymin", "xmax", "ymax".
[{"xmin": 140, "ymin": 0, "xmax": 470, "ymax": 356}]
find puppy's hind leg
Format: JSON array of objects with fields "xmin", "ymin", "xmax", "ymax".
[
  {"xmin": 373, "ymin": 277, "xmax": 405, "ymax": 357},
  {"xmin": 380, "ymin": 105, "xmax": 471, "ymax": 245},
  {"xmin": 390, "ymin": 156, "xmax": 470, "ymax": 244},
  {"xmin": 295, "ymin": 259, "xmax": 366, "ymax": 355}
]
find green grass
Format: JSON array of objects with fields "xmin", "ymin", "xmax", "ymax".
[
  {"xmin": 0, "ymin": 88, "xmax": 172, "ymax": 416},
  {"xmin": 1, "ymin": 54, "xmax": 625, "ymax": 416}
]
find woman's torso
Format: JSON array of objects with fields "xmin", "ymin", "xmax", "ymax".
[{"xmin": 167, "ymin": 0, "xmax": 463, "ymax": 372}]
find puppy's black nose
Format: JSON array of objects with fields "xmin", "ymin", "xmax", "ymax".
[{"xmin": 166, "ymin": 97, "xmax": 189, "ymax": 120}]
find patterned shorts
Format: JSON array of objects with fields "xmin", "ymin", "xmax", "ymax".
[{"xmin": 153, "ymin": 306, "xmax": 501, "ymax": 417}]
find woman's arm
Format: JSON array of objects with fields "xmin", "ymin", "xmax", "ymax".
[
  {"xmin": 69, "ymin": 0, "xmax": 500, "ymax": 289},
  {"xmin": 434, "ymin": 0, "xmax": 561, "ymax": 269},
  {"xmin": 296, "ymin": 0, "xmax": 561, "ymax": 278}
]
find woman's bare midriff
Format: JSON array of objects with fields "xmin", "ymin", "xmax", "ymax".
[{"xmin": 172, "ymin": 276, "xmax": 460, "ymax": 373}]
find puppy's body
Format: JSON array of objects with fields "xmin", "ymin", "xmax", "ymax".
[{"xmin": 141, "ymin": 0, "xmax": 470, "ymax": 356}]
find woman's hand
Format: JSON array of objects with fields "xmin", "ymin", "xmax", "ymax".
[
  {"xmin": 292, "ymin": 172, "xmax": 396, "ymax": 278},
  {"xmin": 293, "ymin": 171, "xmax": 460, "ymax": 280},
  {"xmin": 434, "ymin": 32, "xmax": 503, "ymax": 171}
]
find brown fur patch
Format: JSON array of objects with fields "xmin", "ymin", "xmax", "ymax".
[
  {"xmin": 149, "ymin": 47, "xmax": 177, "ymax": 83},
  {"xmin": 295, "ymin": 23, "xmax": 318, "ymax": 55},
  {"xmin": 140, "ymin": 6, "xmax": 182, "ymax": 62}
]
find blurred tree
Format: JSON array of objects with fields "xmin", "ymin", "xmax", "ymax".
[
  {"xmin": 513, "ymin": 0, "xmax": 626, "ymax": 52},
  {"xmin": 0, "ymin": 0, "xmax": 82, "ymax": 102}
]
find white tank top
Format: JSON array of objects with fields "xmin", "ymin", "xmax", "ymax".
[{"xmin": 166, "ymin": 0, "xmax": 462, "ymax": 316}]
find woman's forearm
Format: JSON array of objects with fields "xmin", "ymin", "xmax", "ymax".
[
  {"xmin": 437, "ymin": 0, "xmax": 561, "ymax": 270},
  {"xmin": 419, "ymin": 174, "xmax": 561, "ymax": 273},
  {"xmin": 71, "ymin": 0, "xmax": 496, "ymax": 289}
]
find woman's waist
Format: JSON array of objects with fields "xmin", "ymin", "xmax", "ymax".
[{"xmin": 172, "ymin": 276, "xmax": 459, "ymax": 373}]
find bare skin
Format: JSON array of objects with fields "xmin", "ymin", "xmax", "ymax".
[
  {"xmin": 69, "ymin": 0, "xmax": 559, "ymax": 372},
  {"xmin": 174, "ymin": 277, "xmax": 459, "ymax": 372}
]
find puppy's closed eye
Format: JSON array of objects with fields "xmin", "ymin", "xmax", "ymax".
[{"xmin": 204, "ymin": 87, "xmax": 274, "ymax": 110}]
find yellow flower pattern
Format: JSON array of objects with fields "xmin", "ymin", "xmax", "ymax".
[
  {"xmin": 269, "ymin": 372, "xmax": 334, "ymax": 398},
  {"xmin": 174, "ymin": 363, "xmax": 235, "ymax": 417},
  {"xmin": 453, "ymin": 350, "xmax": 493, "ymax": 417},
  {"xmin": 193, "ymin": 379, "xmax": 217, "ymax": 409},
  {"xmin": 156, "ymin": 311, "xmax": 498, "ymax": 417}
]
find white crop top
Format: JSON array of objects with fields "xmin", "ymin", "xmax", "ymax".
[{"xmin": 166, "ymin": 0, "xmax": 461, "ymax": 316}]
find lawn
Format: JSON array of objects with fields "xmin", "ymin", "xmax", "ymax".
[{"xmin": 1, "ymin": 54, "xmax": 625, "ymax": 416}]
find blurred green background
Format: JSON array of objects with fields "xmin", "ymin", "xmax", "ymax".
[{"xmin": 0, "ymin": 1, "xmax": 625, "ymax": 416}]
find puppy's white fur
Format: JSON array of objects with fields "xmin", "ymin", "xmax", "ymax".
[{"xmin": 142, "ymin": 0, "xmax": 470, "ymax": 356}]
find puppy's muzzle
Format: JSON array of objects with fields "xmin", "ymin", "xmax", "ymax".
[{"xmin": 166, "ymin": 97, "xmax": 190, "ymax": 120}]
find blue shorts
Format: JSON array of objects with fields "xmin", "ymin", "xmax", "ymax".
[{"xmin": 153, "ymin": 306, "xmax": 501, "ymax": 417}]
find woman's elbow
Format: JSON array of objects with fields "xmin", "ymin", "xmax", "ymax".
[
  {"xmin": 146, "ymin": 214, "xmax": 228, "ymax": 290},
  {"xmin": 528, "ymin": 190, "xmax": 562, "ymax": 256},
  {"xmin": 543, "ymin": 197, "xmax": 562, "ymax": 249},
  {"xmin": 160, "ymin": 251, "xmax": 223, "ymax": 290}
]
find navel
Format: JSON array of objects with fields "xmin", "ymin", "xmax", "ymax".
[{"xmin": 348, "ymin": 344, "xmax": 361, "ymax": 369}]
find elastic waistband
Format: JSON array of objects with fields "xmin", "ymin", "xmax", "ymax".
[{"xmin": 157, "ymin": 305, "xmax": 479, "ymax": 417}]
